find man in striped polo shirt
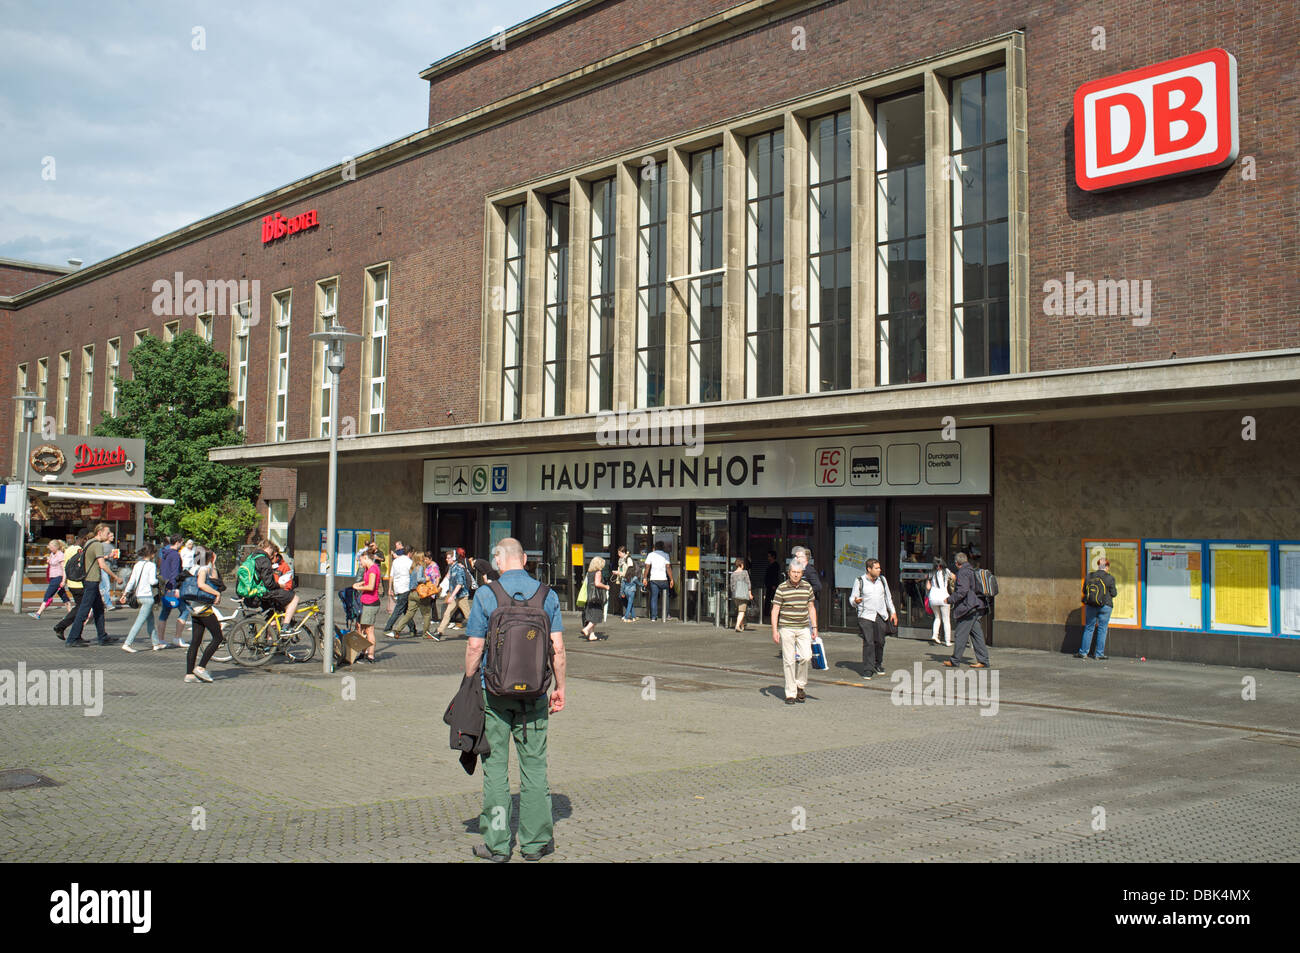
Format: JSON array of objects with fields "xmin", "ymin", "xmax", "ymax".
[{"xmin": 771, "ymin": 558, "xmax": 819, "ymax": 705}]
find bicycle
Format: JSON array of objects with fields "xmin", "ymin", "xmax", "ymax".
[{"xmin": 225, "ymin": 594, "xmax": 322, "ymax": 666}]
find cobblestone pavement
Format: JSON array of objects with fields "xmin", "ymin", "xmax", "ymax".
[{"xmin": 2, "ymin": 598, "xmax": 1297, "ymax": 862}]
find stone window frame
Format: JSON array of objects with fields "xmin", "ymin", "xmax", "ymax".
[
  {"xmin": 311, "ymin": 276, "xmax": 340, "ymax": 438},
  {"xmin": 269, "ymin": 288, "xmax": 292, "ymax": 442},
  {"xmin": 480, "ymin": 33, "xmax": 1027, "ymax": 422},
  {"xmin": 360, "ymin": 263, "xmax": 392, "ymax": 435}
]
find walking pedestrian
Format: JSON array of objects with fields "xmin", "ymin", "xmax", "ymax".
[
  {"xmin": 31, "ymin": 540, "xmax": 70, "ymax": 619},
  {"xmin": 121, "ymin": 543, "xmax": 164, "ymax": 652},
  {"xmin": 392, "ymin": 552, "xmax": 433, "ymax": 639},
  {"xmin": 772, "ymin": 558, "xmax": 818, "ymax": 704},
  {"xmin": 182, "ymin": 548, "xmax": 226, "ymax": 683},
  {"xmin": 791, "ymin": 546, "xmax": 822, "ymax": 599},
  {"xmin": 579, "ymin": 556, "xmax": 608, "ymax": 641},
  {"xmin": 64, "ymin": 523, "xmax": 118, "ymax": 647},
  {"xmin": 353, "ymin": 551, "xmax": 381, "ymax": 662},
  {"xmin": 383, "ymin": 543, "xmax": 413, "ymax": 638},
  {"xmin": 731, "ymin": 557, "xmax": 752, "ymax": 631},
  {"xmin": 851, "ymin": 558, "xmax": 896, "ymax": 679},
  {"xmin": 1077, "ymin": 556, "xmax": 1117, "ymax": 660},
  {"xmin": 613, "ymin": 546, "xmax": 638, "ymax": 622},
  {"xmin": 435, "ymin": 549, "xmax": 474, "ymax": 638},
  {"xmin": 465, "ymin": 537, "xmax": 566, "ymax": 862},
  {"xmin": 944, "ymin": 552, "xmax": 991, "ymax": 669},
  {"xmin": 924, "ymin": 557, "xmax": 955, "ymax": 647},
  {"xmin": 51, "ymin": 534, "xmax": 86, "ymax": 640},
  {"xmin": 157, "ymin": 535, "xmax": 190, "ymax": 647},
  {"xmin": 643, "ymin": 542, "xmax": 673, "ymax": 621}
]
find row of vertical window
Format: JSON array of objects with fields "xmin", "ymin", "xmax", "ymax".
[
  {"xmin": 11, "ymin": 265, "xmax": 390, "ymax": 451},
  {"xmin": 498, "ymin": 65, "xmax": 1010, "ymax": 419}
]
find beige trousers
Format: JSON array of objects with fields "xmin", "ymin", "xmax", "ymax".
[{"xmin": 779, "ymin": 626, "xmax": 812, "ymax": 699}]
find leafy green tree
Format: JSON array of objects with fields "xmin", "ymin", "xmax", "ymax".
[
  {"xmin": 95, "ymin": 331, "xmax": 261, "ymax": 534},
  {"xmin": 177, "ymin": 498, "xmax": 262, "ymax": 554}
]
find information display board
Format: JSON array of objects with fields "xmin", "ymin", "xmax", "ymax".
[
  {"xmin": 1208, "ymin": 542, "xmax": 1272, "ymax": 634},
  {"xmin": 1279, "ymin": 544, "xmax": 1300, "ymax": 638},
  {"xmin": 1081, "ymin": 539, "xmax": 1140, "ymax": 627},
  {"xmin": 833, "ymin": 522, "xmax": 878, "ymax": 588},
  {"xmin": 336, "ymin": 530, "xmax": 357, "ymax": 578},
  {"xmin": 1143, "ymin": 541, "xmax": 1204, "ymax": 631}
]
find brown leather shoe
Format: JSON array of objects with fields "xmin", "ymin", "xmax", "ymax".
[{"xmin": 796, "ymin": 688, "xmax": 806, "ymax": 702}]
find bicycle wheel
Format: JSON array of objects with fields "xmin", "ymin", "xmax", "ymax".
[
  {"xmin": 282, "ymin": 621, "xmax": 319, "ymax": 663},
  {"xmin": 227, "ymin": 619, "xmax": 276, "ymax": 667}
]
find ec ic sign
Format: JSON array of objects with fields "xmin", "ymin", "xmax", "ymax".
[{"xmin": 1074, "ymin": 48, "xmax": 1238, "ymax": 191}]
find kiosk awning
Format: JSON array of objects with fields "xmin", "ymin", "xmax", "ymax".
[{"xmin": 39, "ymin": 486, "xmax": 176, "ymax": 506}]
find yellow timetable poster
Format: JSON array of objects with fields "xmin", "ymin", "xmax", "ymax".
[
  {"xmin": 1213, "ymin": 548, "xmax": 1269, "ymax": 628},
  {"xmin": 1107, "ymin": 546, "xmax": 1138, "ymax": 623},
  {"xmin": 1189, "ymin": 551, "xmax": 1201, "ymax": 599}
]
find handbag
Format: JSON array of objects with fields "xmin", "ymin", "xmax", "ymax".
[
  {"xmin": 576, "ymin": 577, "xmax": 589, "ymax": 608},
  {"xmin": 125, "ymin": 562, "xmax": 142, "ymax": 610}
]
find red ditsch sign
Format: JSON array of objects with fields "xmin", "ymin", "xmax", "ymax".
[
  {"xmin": 1074, "ymin": 48, "xmax": 1238, "ymax": 191},
  {"xmin": 261, "ymin": 208, "xmax": 320, "ymax": 244},
  {"xmin": 72, "ymin": 443, "xmax": 133, "ymax": 476}
]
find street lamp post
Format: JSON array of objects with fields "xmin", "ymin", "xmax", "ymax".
[
  {"xmin": 308, "ymin": 321, "xmax": 361, "ymax": 673},
  {"xmin": 11, "ymin": 392, "xmax": 45, "ymax": 614}
]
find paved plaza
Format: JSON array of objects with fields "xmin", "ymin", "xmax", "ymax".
[{"xmin": 2, "ymin": 598, "xmax": 1298, "ymax": 863}]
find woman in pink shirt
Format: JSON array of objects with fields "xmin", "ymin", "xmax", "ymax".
[
  {"xmin": 31, "ymin": 540, "xmax": 71, "ymax": 619},
  {"xmin": 352, "ymin": 552, "xmax": 382, "ymax": 663}
]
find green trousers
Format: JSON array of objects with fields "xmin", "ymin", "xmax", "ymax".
[{"xmin": 479, "ymin": 690, "xmax": 552, "ymax": 856}]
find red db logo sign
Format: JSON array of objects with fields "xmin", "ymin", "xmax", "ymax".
[{"xmin": 1074, "ymin": 48, "xmax": 1238, "ymax": 191}]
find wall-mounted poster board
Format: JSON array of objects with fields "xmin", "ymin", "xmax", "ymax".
[
  {"xmin": 1142, "ymin": 541, "xmax": 1205, "ymax": 631},
  {"xmin": 1081, "ymin": 539, "xmax": 1140, "ymax": 627},
  {"xmin": 1278, "ymin": 543, "xmax": 1300, "ymax": 639},
  {"xmin": 336, "ymin": 529, "xmax": 357, "ymax": 578},
  {"xmin": 1208, "ymin": 542, "xmax": 1272, "ymax": 635}
]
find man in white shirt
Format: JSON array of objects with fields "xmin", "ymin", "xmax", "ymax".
[
  {"xmin": 384, "ymin": 546, "xmax": 414, "ymax": 638},
  {"xmin": 851, "ymin": 558, "xmax": 897, "ymax": 680},
  {"xmin": 642, "ymin": 545, "xmax": 674, "ymax": 621}
]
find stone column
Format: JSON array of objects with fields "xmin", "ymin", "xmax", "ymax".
[
  {"xmin": 665, "ymin": 147, "xmax": 689, "ymax": 408},
  {"xmin": 851, "ymin": 92, "xmax": 877, "ymax": 389},
  {"xmin": 783, "ymin": 110, "xmax": 809, "ymax": 396},
  {"xmin": 924, "ymin": 69, "xmax": 953, "ymax": 384},
  {"xmin": 567, "ymin": 178, "xmax": 591, "ymax": 416},
  {"xmin": 615, "ymin": 161, "xmax": 638, "ymax": 410},
  {"xmin": 520, "ymin": 190, "xmax": 546, "ymax": 420},
  {"xmin": 722, "ymin": 130, "xmax": 746, "ymax": 402}
]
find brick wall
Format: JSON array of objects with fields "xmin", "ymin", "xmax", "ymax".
[
  {"xmin": 425, "ymin": 0, "xmax": 740, "ymax": 126},
  {"xmin": 0, "ymin": 263, "xmax": 67, "ymax": 296}
]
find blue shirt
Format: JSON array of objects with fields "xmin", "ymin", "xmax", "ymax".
[
  {"xmin": 467, "ymin": 569, "xmax": 564, "ymax": 641},
  {"xmin": 448, "ymin": 563, "xmax": 472, "ymax": 597}
]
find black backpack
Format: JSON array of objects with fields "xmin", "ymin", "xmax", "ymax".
[
  {"xmin": 64, "ymin": 547, "xmax": 88, "ymax": 583},
  {"xmin": 1082, "ymin": 574, "xmax": 1107, "ymax": 607},
  {"xmin": 483, "ymin": 581, "xmax": 555, "ymax": 701}
]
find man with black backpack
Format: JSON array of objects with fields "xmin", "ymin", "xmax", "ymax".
[
  {"xmin": 463, "ymin": 537, "xmax": 566, "ymax": 863},
  {"xmin": 1077, "ymin": 557, "xmax": 1117, "ymax": 660},
  {"xmin": 943, "ymin": 552, "xmax": 990, "ymax": 669}
]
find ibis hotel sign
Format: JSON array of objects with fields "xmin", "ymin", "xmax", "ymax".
[
  {"xmin": 27, "ymin": 435, "xmax": 145, "ymax": 487},
  {"xmin": 423, "ymin": 428, "xmax": 990, "ymax": 503},
  {"xmin": 1074, "ymin": 48, "xmax": 1238, "ymax": 191}
]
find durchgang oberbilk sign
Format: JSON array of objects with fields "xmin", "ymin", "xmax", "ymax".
[
  {"xmin": 261, "ymin": 208, "xmax": 320, "ymax": 244},
  {"xmin": 27, "ymin": 435, "xmax": 146, "ymax": 488}
]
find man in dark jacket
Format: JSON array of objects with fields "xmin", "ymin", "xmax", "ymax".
[
  {"xmin": 1077, "ymin": 557, "xmax": 1118, "ymax": 660},
  {"xmin": 943, "ymin": 552, "xmax": 990, "ymax": 668}
]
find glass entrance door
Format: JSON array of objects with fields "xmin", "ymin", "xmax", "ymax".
[
  {"xmin": 894, "ymin": 505, "xmax": 940, "ymax": 633},
  {"xmin": 522, "ymin": 504, "xmax": 573, "ymax": 610},
  {"xmin": 888, "ymin": 501, "xmax": 989, "ymax": 638}
]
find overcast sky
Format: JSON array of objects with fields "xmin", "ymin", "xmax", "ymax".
[{"xmin": 0, "ymin": 0, "xmax": 548, "ymax": 268}]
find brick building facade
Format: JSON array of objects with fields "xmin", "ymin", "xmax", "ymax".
[{"xmin": 4, "ymin": 0, "xmax": 1298, "ymax": 667}]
